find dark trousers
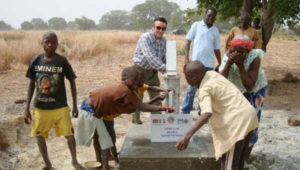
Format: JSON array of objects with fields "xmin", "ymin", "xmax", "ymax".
[
  {"xmin": 134, "ymin": 65, "xmax": 162, "ymax": 114},
  {"xmin": 221, "ymin": 131, "xmax": 252, "ymax": 170}
]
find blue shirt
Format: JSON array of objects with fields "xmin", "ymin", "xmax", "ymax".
[{"xmin": 187, "ymin": 20, "xmax": 220, "ymax": 68}]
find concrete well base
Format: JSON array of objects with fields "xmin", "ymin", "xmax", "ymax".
[{"xmin": 119, "ymin": 124, "xmax": 219, "ymax": 170}]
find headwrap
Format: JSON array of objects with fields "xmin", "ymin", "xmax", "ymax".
[{"xmin": 230, "ymin": 39, "xmax": 254, "ymax": 51}]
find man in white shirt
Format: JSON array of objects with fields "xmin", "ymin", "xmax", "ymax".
[{"xmin": 182, "ymin": 7, "xmax": 221, "ymax": 114}]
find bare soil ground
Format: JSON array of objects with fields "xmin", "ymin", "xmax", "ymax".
[{"xmin": 0, "ymin": 34, "xmax": 300, "ymax": 170}]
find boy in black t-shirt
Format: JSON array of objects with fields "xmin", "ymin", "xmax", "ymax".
[{"xmin": 24, "ymin": 31, "xmax": 84, "ymax": 170}]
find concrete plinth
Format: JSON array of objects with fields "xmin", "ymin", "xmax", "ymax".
[{"xmin": 119, "ymin": 123, "xmax": 219, "ymax": 170}]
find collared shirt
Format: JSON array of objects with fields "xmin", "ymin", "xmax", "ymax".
[
  {"xmin": 225, "ymin": 26, "xmax": 262, "ymax": 51},
  {"xmin": 133, "ymin": 30, "xmax": 166, "ymax": 72},
  {"xmin": 187, "ymin": 20, "xmax": 220, "ymax": 68},
  {"xmin": 198, "ymin": 71, "xmax": 258, "ymax": 160}
]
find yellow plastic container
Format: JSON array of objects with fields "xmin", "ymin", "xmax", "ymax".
[{"xmin": 84, "ymin": 161, "xmax": 101, "ymax": 170}]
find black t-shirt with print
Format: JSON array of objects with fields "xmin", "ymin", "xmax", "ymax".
[{"xmin": 26, "ymin": 53, "xmax": 76, "ymax": 109}]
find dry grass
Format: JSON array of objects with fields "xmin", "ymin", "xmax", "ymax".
[
  {"xmin": 1, "ymin": 30, "xmax": 299, "ymax": 74},
  {"xmin": 0, "ymin": 30, "xmax": 300, "ymax": 111},
  {"xmin": 0, "ymin": 31, "xmax": 142, "ymax": 71},
  {"xmin": 273, "ymin": 29, "xmax": 300, "ymax": 41},
  {"xmin": 0, "ymin": 31, "xmax": 41, "ymax": 70}
]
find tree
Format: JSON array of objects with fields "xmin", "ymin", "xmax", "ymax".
[
  {"xmin": 192, "ymin": 0, "xmax": 300, "ymax": 51},
  {"xmin": 66, "ymin": 21, "xmax": 78, "ymax": 30},
  {"xmin": 21, "ymin": 21, "xmax": 34, "ymax": 30},
  {"xmin": 48, "ymin": 17, "xmax": 67, "ymax": 30},
  {"xmin": 31, "ymin": 18, "xmax": 48, "ymax": 30},
  {"xmin": 130, "ymin": 0, "xmax": 181, "ymax": 30},
  {"xmin": 0, "ymin": 21, "xmax": 13, "ymax": 30},
  {"xmin": 168, "ymin": 10, "xmax": 186, "ymax": 31},
  {"xmin": 75, "ymin": 17, "xmax": 96, "ymax": 30},
  {"xmin": 98, "ymin": 10, "xmax": 130, "ymax": 30}
]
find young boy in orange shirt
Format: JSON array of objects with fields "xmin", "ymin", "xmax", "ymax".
[
  {"xmin": 76, "ymin": 66, "xmax": 174, "ymax": 170},
  {"xmin": 132, "ymin": 68, "xmax": 173, "ymax": 124}
]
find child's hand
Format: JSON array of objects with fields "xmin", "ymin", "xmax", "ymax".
[
  {"xmin": 234, "ymin": 52, "xmax": 247, "ymax": 67},
  {"xmin": 228, "ymin": 51, "xmax": 239, "ymax": 63},
  {"xmin": 175, "ymin": 135, "xmax": 190, "ymax": 151},
  {"xmin": 24, "ymin": 109, "xmax": 32, "ymax": 124},
  {"xmin": 159, "ymin": 92, "xmax": 168, "ymax": 100},
  {"xmin": 167, "ymin": 106, "xmax": 175, "ymax": 113},
  {"xmin": 159, "ymin": 105, "xmax": 175, "ymax": 113},
  {"xmin": 72, "ymin": 106, "xmax": 79, "ymax": 118},
  {"xmin": 167, "ymin": 88, "xmax": 174, "ymax": 92}
]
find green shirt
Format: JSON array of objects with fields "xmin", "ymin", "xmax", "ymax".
[{"xmin": 219, "ymin": 49, "xmax": 268, "ymax": 93}]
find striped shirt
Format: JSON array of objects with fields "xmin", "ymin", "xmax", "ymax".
[{"xmin": 133, "ymin": 30, "xmax": 166, "ymax": 72}]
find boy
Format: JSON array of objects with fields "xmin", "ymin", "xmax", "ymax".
[
  {"xmin": 101, "ymin": 67, "xmax": 173, "ymax": 166},
  {"xmin": 132, "ymin": 68, "xmax": 173, "ymax": 124},
  {"xmin": 24, "ymin": 32, "xmax": 84, "ymax": 170},
  {"xmin": 176, "ymin": 61, "xmax": 258, "ymax": 170},
  {"xmin": 76, "ymin": 66, "xmax": 174, "ymax": 170}
]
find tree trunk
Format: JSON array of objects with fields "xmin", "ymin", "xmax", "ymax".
[
  {"xmin": 241, "ymin": 0, "xmax": 255, "ymax": 15},
  {"xmin": 261, "ymin": 1, "xmax": 274, "ymax": 52}
]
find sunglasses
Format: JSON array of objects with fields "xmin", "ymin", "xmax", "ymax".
[{"xmin": 156, "ymin": 26, "xmax": 167, "ymax": 31}]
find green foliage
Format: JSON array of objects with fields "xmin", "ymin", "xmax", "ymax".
[
  {"xmin": 48, "ymin": 17, "xmax": 67, "ymax": 30},
  {"xmin": 98, "ymin": 10, "xmax": 130, "ymax": 30},
  {"xmin": 184, "ymin": 8, "xmax": 203, "ymax": 25},
  {"xmin": 0, "ymin": 21, "xmax": 13, "ymax": 30},
  {"xmin": 66, "ymin": 21, "xmax": 78, "ymax": 30},
  {"xmin": 193, "ymin": 0, "xmax": 300, "ymax": 25},
  {"xmin": 75, "ymin": 17, "xmax": 96, "ymax": 30},
  {"xmin": 129, "ymin": 0, "xmax": 181, "ymax": 30},
  {"xmin": 195, "ymin": 0, "xmax": 245, "ymax": 21},
  {"xmin": 215, "ymin": 18, "xmax": 236, "ymax": 33},
  {"xmin": 21, "ymin": 21, "xmax": 34, "ymax": 30},
  {"xmin": 271, "ymin": 0, "xmax": 300, "ymax": 25},
  {"xmin": 31, "ymin": 18, "xmax": 48, "ymax": 30},
  {"xmin": 97, "ymin": 0, "xmax": 186, "ymax": 31},
  {"xmin": 183, "ymin": 8, "xmax": 236, "ymax": 33},
  {"xmin": 189, "ymin": 0, "xmax": 300, "ymax": 49},
  {"xmin": 168, "ymin": 10, "xmax": 186, "ymax": 30},
  {"xmin": 13, "ymin": 0, "xmax": 188, "ymax": 31}
]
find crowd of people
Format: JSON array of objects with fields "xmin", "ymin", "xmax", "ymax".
[{"xmin": 23, "ymin": 7, "xmax": 267, "ymax": 170}]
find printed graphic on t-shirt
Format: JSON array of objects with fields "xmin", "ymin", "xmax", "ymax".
[
  {"xmin": 36, "ymin": 71, "xmax": 62, "ymax": 103},
  {"xmin": 33, "ymin": 62, "xmax": 65, "ymax": 104},
  {"xmin": 40, "ymin": 75, "xmax": 51, "ymax": 94},
  {"xmin": 26, "ymin": 54, "xmax": 76, "ymax": 109}
]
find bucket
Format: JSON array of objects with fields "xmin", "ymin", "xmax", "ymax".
[{"xmin": 84, "ymin": 161, "xmax": 101, "ymax": 170}]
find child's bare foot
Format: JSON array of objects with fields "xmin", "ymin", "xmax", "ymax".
[{"xmin": 72, "ymin": 160, "xmax": 85, "ymax": 170}]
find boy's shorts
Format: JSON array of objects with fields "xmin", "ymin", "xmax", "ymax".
[
  {"xmin": 75, "ymin": 109, "xmax": 113, "ymax": 150},
  {"xmin": 31, "ymin": 106, "xmax": 73, "ymax": 138}
]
